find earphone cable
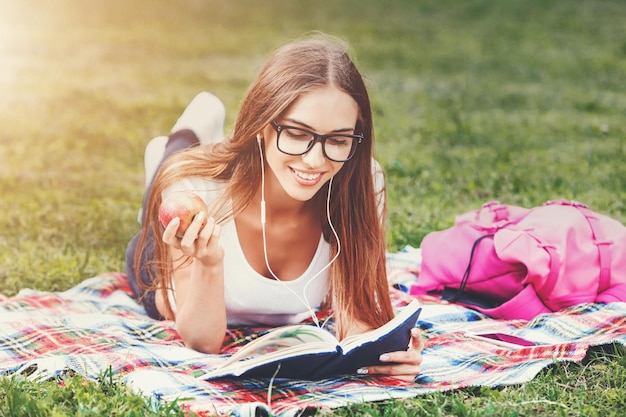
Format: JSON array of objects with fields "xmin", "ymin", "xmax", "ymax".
[{"xmin": 257, "ymin": 137, "xmax": 341, "ymax": 328}]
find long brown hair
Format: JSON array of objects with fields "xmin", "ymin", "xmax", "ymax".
[{"xmin": 135, "ymin": 34, "xmax": 394, "ymax": 336}]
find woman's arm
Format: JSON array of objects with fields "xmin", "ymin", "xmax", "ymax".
[{"xmin": 158, "ymin": 212, "xmax": 227, "ymax": 353}]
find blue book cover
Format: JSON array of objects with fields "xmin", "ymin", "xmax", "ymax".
[{"xmin": 204, "ymin": 299, "xmax": 422, "ymax": 380}]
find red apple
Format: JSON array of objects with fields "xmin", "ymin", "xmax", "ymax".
[{"xmin": 158, "ymin": 191, "xmax": 208, "ymax": 238}]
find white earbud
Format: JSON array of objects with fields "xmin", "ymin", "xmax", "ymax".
[{"xmin": 257, "ymin": 134, "xmax": 266, "ymax": 224}]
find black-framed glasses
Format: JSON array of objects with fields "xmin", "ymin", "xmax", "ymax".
[{"xmin": 270, "ymin": 120, "xmax": 363, "ymax": 162}]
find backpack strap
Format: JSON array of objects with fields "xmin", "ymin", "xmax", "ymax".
[
  {"xmin": 535, "ymin": 243, "xmax": 560, "ymax": 296},
  {"xmin": 450, "ymin": 233, "xmax": 495, "ymax": 302},
  {"xmin": 546, "ymin": 200, "xmax": 613, "ymax": 292},
  {"xmin": 480, "ymin": 201, "xmax": 510, "ymax": 223},
  {"xmin": 575, "ymin": 205, "xmax": 613, "ymax": 292}
]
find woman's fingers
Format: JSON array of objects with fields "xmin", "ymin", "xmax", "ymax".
[
  {"xmin": 198, "ymin": 219, "xmax": 224, "ymax": 266},
  {"xmin": 162, "ymin": 217, "xmax": 182, "ymax": 247},
  {"xmin": 360, "ymin": 350, "xmax": 422, "ymax": 382},
  {"xmin": 198, "ymin": 215, "xmax": 216, "ymax": 242},
  {"xmin": 179, "ymin": 211, "xmax": 206, "ymax": 252},
  {"xmin": 356, "ymin": 327, "xmax": 424, "ymax": 382},
  {"xmin": 162, "ymin": 212, "xmax": 223, "ymax": 265},
  {"xmin": 409, "ymin": 327, "xmax": 424, "ymax": 351}
]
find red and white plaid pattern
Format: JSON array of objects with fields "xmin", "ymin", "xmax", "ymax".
[{"xmin": 1, "ymin": 248, "xmax": 625, "ymax": 416}]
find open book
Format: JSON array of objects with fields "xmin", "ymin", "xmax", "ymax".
[{"xmin": 204, "ymin": 299, "xmax": 422, "ymax": 380}]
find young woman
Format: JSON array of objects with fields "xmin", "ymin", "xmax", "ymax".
[{"xmin": 126, "ymin": 35, "xmax": 423, "ymax": 381}]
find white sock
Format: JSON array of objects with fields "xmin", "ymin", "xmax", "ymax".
[
  {"xmin": 138, "ymin": 135, "xmax": 168, "ymax": 223},
  {"xmin": 144, "ymin": 136, "xmax": 167, "ymax": 189},
  {"xmin": 170, "ymin": 92, "xmax": 226, "ymax": 145}
]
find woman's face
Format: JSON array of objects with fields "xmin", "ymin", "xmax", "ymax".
[{"xmin": 262, "ymin": 85, "xmax": 359, "ymax": 203}]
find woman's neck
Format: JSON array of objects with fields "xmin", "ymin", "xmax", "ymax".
[{"xmin": 253, "ymin": 185, "xmax": 315, "ymax": 224}]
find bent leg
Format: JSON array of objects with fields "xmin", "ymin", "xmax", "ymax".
[{"xmin": 127, "ymin": 92, "xmax": 226, "ymax": 318}]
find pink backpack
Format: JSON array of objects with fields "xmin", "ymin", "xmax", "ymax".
[{"xmin": 410, "ymin": 200, "xmax": 626, "ymax": 320}]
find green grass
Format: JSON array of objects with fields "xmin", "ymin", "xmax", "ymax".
[
  {"xmin": 320, "ymin": 345, "xmax": 626, "ymax": 416},
  {"xmin": 0, "ymin": 368, "xmax": 191, "ymax": 417},
  {"xmin": 0, "ymin": 0, "xmax": 625, "ymax": 415}
]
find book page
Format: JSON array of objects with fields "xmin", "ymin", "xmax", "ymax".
[{"xmin": 221, "ymin": 324, "xmax": 338, "ymax": 366}]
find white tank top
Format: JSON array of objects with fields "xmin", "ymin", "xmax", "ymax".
[{"xmin": 164, "ymin": 178, "xmax": 331, "ymax": 326}]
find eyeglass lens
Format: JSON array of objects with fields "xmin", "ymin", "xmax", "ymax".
[{"xmin": 278, "ymin": 126, "xmax": 356, "ymax": 161}]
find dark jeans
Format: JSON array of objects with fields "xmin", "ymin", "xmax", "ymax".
[{"xmin": 125, "ymin": 130, "xmax": 198, "ymax": 319}]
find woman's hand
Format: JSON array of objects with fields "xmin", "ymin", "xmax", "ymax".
[
  {"xmin": 162, "ymin": 211, "xmax": 224, "ymax": 267},
  {"xmin": 161, "ymin": 211, "xmax": 227, "ymax": 353},
  {"xmin": 357, "ymin": 327, "xmax": 424, "ymax": 382}
]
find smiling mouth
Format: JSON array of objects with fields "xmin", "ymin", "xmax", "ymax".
[{"xmin": 291, "ymin": 168, "xmax": 322, "ymax": 182}]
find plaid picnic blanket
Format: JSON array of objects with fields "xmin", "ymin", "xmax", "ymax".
[{"xmin": 1, "ymin": 246, "xmax": 626, "ymax": 416}]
